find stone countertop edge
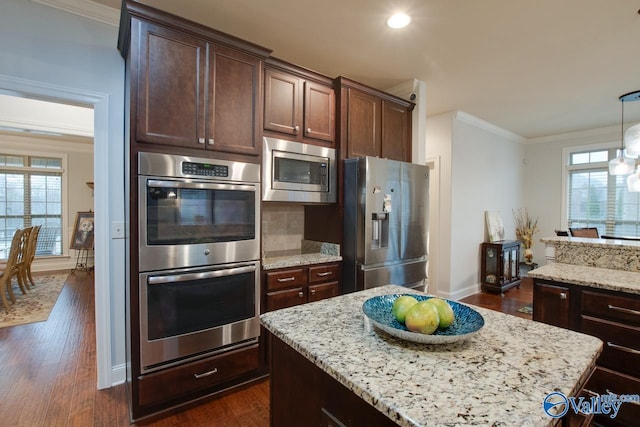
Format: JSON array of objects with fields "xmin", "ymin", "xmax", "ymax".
[
  {"xmin": 541, "ymin": 235, "xmax": 640, "ymax": 248},
  {"xmin": 528, "ymin": 263, "xmax": 640, "ymax": 295},
  {"xmin": 260, "ymin": 285, "xmax": 602, "ymax": 427},
  {"xmin": 262, "ymin": 252, "xmax": 342, "ymax": 270}
]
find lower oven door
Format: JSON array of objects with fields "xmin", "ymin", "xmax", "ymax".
[{"xmin": 139, "ymin": 261, "xmax": 260, "ymax": 373}]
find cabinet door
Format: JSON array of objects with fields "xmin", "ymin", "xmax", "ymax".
[
  {"xmin": 533, "ymin": 282, "xmax": 571, "ymax": 329},
  {"xmin": 308, "ymin": 281, "xmax": 339, "ymax": 303},
  {"xmin": 264, "ymin": 69, "xmax": 301, "ymax": 137},
  {"xmin": 304, "ymin": 81, "xmax": 335, "ymax": 143},
  {"xmin": 266, "ymin": 287, "xmax": 307, "ymax": 311},
  {"xmin": 380, "ymin": 100, "xmax": 410, "ymax": 161},
  {"xmin": 208, "ymin": 44, "xmax": 262, "ymax": 156},
  {"xmin": 346, "ymin": 88, "xmax": 381, "ymax": 158},
  {"xmin": 136, "ymin": 20, "xmax": 206, "ymax": 148}
]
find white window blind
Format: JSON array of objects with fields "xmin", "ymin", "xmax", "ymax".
[
  {"xmin": 566, "ymin": 147, "xmax": 640, "ymax": 236},
  {"xmin": 0, "ymin": 154, "xmax": 63, "ymax": 258}
]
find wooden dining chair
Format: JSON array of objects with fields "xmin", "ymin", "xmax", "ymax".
[
  {"xmin": 20, "ymin": 225, "xmax": 41, "ymax": 288},
  {"xmin": 569, "ymin": 227, "xmax": 600, "ymax": 238},
  {"xmin": 0, "ymin": 228, "xmax": 25, "ymax": 311}
]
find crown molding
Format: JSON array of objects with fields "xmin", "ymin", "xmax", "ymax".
[
  {"xmin": 32, "ymin": 0, "xmax": 119, "ymax": 27},
  {"xmin": 526, "ymin": 125, "xmax": 619, "ymax": 145},
  {"xmin": 453, "ymin": 110, "xmax": 526, "ymax": 143}
]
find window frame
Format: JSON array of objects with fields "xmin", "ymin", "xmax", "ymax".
[
  {"xmin": 562, "ymin": 141, "xmax": 639, "ymax": 236},
  {"xmin": 0, "ymin": 147, "xmax": 68, "ymax": 258}
]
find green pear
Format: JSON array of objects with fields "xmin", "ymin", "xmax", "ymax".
[
  {"xmin": 428, "ymin": 298, "xmax": 455, "ymax": 328},
  {"xmin": 391, "ymin": 295, "xmax": 419, "ymax": 323},
  {"xmin": 405, "ymin": 301, "xmax": 440, "ymax": 334}
]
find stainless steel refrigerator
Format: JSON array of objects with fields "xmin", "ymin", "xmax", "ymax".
[{"xmin": 343, "ymin": 156, "xmax": 429, "ymax": 293}]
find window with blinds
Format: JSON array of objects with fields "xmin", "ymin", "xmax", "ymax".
[
  {"xmin": 0, "ymin": 154, "xmax": 63, "ymax": 258},
  {"xmin": 567, "ymin": 148, "xmax": 640, "ymax": 236}
]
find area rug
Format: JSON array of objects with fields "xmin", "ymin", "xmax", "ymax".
[
  {"xmin": 517, "ymin": 303, "xmax": 533, "ymax": 315},
  {"xmin": 0, "ymin": 273, "xmax": 68, "ymax": 328}
]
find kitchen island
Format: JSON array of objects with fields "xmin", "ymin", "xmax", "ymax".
[{"xmin": 260, "ymin": 285, "xmax": 602, "ymax": 426}]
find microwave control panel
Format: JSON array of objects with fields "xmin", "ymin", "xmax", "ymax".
[{"xmin": 182, "ymin": 162, "xmax": 229, "ymax": 178}]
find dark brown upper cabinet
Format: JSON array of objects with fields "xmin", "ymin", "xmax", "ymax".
[
  {"xmin": 264, "ymin": 58, "xmax": 335, "ymax": 147},
  {"xmin": 336, "ymin": 77, "xmax": 413, "ymax": 162},
  {"xmin": 127, "ymin": 10, "xmax": 270, "ymax": 158}
]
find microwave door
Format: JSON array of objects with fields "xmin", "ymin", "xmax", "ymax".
[{"xmin": 272, "ymin": 151, "xmax": 328, "ymax": 192}]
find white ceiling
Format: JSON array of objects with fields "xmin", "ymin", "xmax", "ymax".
[{"xmin": 76, "ymin": 1, "xmax": 640, "ymax": 139}]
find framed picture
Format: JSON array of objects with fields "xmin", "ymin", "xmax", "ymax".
[
  {"xmin": 71, "ymin": 211, "xmax": 94, "ymax": 250},
  {"xmin": 485, "ymin": 210, "xmax": 505, "ymax": 242}
]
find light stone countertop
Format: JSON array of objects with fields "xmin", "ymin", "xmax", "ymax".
[
  {"xmin": 527, "ymin": 263, "xmax": 640, "ymax": 295},
  {"xmin": 260, "ymin": 284, "xmax": 602, "ymax": 427},
  {"xmin": 262, "ymin": 252, "xmax": 342, "ymax": 270}
]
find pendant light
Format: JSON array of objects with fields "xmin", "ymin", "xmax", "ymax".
[
  {"xmin": 609, "ymin": 92, "xmax": 636, "ymax": 175},
  {"xmin": 622, "ymin": 91, "xmax": 640, "ymax": 156}
]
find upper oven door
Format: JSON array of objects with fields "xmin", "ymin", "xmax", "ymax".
[{"xmin": 138, "ymin": 176, "xmax": 260, "ymax": 271}]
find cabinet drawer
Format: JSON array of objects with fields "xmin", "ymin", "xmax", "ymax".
[
  {"xmin": 308, "ymin": 281, "xmax": 339, "ymax": 302},
  {"xmin": 584, "ymin": 366, "xmax": 640, "ymax": 427},
  {"xmin": 581, "ymin": 315, "xmax": 640, "ymax": 378},
  {"xmin": 138, "ymin": 345, "xmax": 259, "ymax": 407},
  {"xmin": 308, "ymin": 263, "xmax": 340, "ymax": 284},
  {"xmin": 582, "ymin": 290, "xmax": 640, "ymax": 327},
  {"xmin": 266, "ymin": 287, "xmax": 307, "ymax": 311},
  {"xmin": 266, "ymin": 268, "xmax": 306, "ymax": 291}
]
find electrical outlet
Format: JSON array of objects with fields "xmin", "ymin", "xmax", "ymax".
[{"xmin": 111, "ymin": 221, "xmax": 125, "ymax": 239}]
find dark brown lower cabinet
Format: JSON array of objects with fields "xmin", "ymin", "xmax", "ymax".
[
  {"xmin": 269, "ymin": 334, "xmax": 397, "ymax": 427},
  {"xmin": 533, "ymin": 278, "xmax": 640, "ymax": 427}
]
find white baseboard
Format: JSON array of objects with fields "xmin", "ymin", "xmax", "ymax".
[
  {"xmin": 110, "ymin": 363, "xmax": 126, "ymax": 387},
  {"xmin": 437, "ymin": 283, "xmax": 482, "ymax": 301}
]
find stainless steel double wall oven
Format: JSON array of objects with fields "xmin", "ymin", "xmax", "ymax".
[{"xmin": 138, "ymin": 152, "xmax": 261, "ymax": 373}]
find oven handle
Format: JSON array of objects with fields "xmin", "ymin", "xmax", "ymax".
[
  {"xmin": 147, "ymin": 179, "xmax": 257, "ymax": 192},
  {"xmin": 147, "ymin": 265, "xmax": 257, "ymax": 285}
]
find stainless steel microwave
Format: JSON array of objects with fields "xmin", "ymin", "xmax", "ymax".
[{"xmin": 263, "ymin": 137, "xmax": 336, "ymax": 203}]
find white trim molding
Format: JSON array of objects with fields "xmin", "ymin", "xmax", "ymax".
[
  {"xmin": 32, "ymin": 0, "xmax": 119, "ymax": 27},
  {"xmin": 0, "ymin": 74, "xmax": 113, "ymax": 389},
  {"xmin": 454, "ymin": 110, "xmax": 526, "ymax": 143}
]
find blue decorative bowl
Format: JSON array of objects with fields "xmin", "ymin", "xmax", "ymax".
[{"xmin": 362, "ymin": 294, "xmax": 485, "ymax": 344}]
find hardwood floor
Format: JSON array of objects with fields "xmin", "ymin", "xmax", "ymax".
[{"xmin": 0, "ymin": 271, "xmax": 532, "ymax": 426}]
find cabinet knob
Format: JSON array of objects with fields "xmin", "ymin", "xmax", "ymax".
[
  {"xmin": 208, "ymin": 138, "xmax": 214, "ymax": 145},
  {"xmin": 198, "ymin": 137, "xmax": 205, "ymax": 144},
  {"xmin": 310, "ymin": 289, "xmax": 316, "ymax": 295},
  {"xmin": 294, "ymin": 125, "xmax": 300, "ymax": 133},
  {"xmin": 559, "ymin": 292, "xmax": 567, "ymax": 300},
  {"xmin": 307, "ymin": 127, "xmax": 311, "ymax": 133},
  {"xmin": 298, "ymin": 291, "xmax": 304, "ymax": 298}
]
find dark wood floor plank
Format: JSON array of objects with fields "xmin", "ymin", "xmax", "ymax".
[{"xmin": 0, "ymin": 269, "xmax": 531, "ymax": 426}]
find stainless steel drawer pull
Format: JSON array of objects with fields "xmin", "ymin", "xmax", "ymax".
[
  {"xmin": 194, "ymin": 368, "xmax": 218, "ymax": 379},
  {"xmin": 298, "ymin": 291, "xmax": 304, "ymax": 298},
  {"xmin": 316, "ymin": 271, "xmax": 332, "ymax": 277},
  {"xmin": 277, "ymin": 277, "xmax": 296, "ymax": 283},
  {"xmin": 607, "ymin": 341, "xmax": 640, "ymax": 355},
  {"xmin": 208, "ymin": 138, "xmax": 214, "ymax": 145},
  {"xmin": 582, "ymin": 388, "xmax": 599, "ymax": 397},
  {"xmin": 607, "ymin": 304, "xmax": 640, "ymax": 316},
  {"xmin": 310, "ymin": 289, "xmax": 316, "ymax": 295}
]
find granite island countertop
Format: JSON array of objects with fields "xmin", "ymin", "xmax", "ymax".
[
  {"xmin": 260, "ymin": 285, "xmax": 603, "ymax": 427},
  {"xmin": 527, "ymin": 263, "xmax": 640, "ymax": 295}
]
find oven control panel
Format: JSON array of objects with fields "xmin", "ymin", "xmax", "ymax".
[{"xmin": 182, "ymin": 162, "xmax": 229, "ymax": 178}]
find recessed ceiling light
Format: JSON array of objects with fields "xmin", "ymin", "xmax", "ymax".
[{"xmin": 387, "ymin": 12, "xmax": 411, "ymax": 29}]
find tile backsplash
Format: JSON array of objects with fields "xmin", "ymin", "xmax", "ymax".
[{"xmin": 262, "ymin": 203, "xmax": 304, "ymax": 255}]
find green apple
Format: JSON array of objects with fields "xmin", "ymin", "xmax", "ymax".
[
  {"xmin": 404, "ymin": 301, "xmax": 440, "ymax": 334},
  {"xmin": 391, "ymin": 295, "xmax": 419, "ymax": 323},
  {"xmin": 427, "ymin": 298, "xmax": 455, "ymax": 328}
]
